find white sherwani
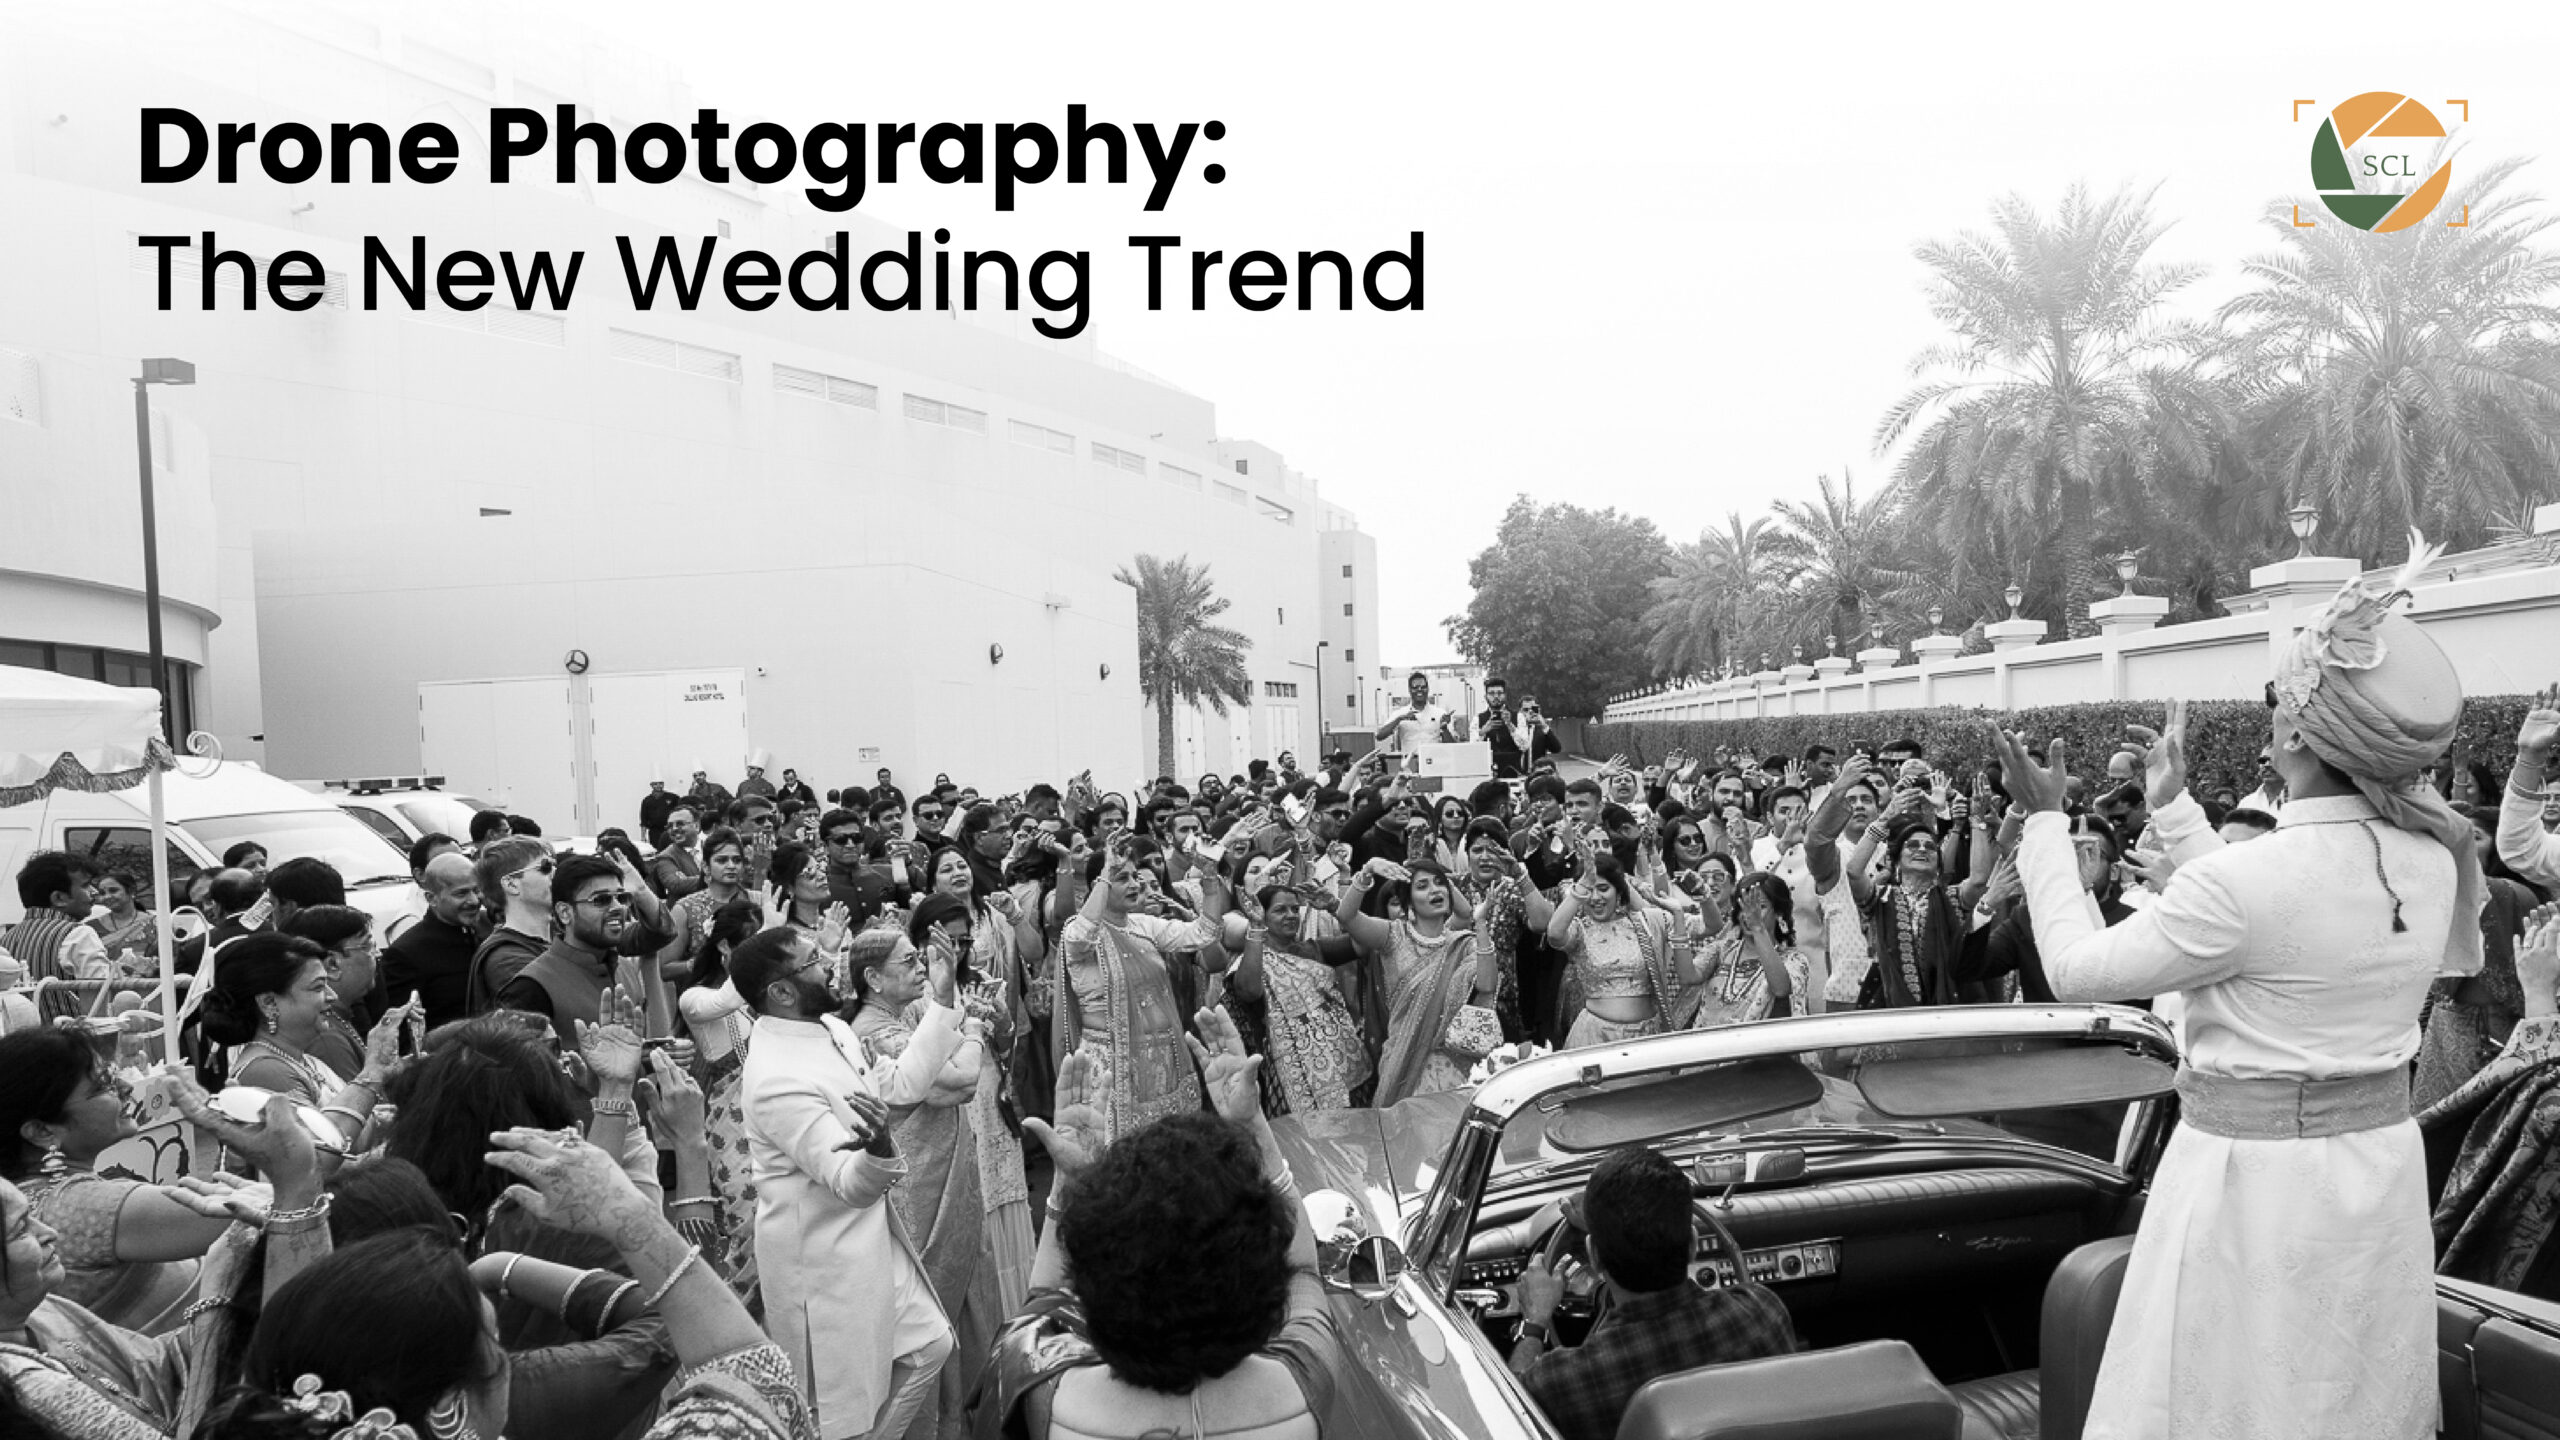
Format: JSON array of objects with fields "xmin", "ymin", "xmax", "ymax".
[
  {"xmin": 744, "ymin": 1001, "xmax": 964, "ymax": 1439},
  {"xmin": 2018, "ymin": 792, "xmax": 2451, "ymax": 1440},
  {"xmin": 2497, "ymin": 780, "xmax": 2560, "ymax": 893}
]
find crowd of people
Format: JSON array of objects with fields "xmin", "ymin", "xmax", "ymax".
[{"xmin": 0, "ymin": 640, "xmax": 2557, "ymax": 1439}]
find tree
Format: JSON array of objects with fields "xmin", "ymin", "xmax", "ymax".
[
  {"xmin": 1446, "ymin": 497, "xmax": 1670, "ymax": 717},
  {"xmin": 1881, "ymin": 184, "xmax": 2216, "ymax": 638},
  {"xmin": 2224, "ymin": 154, "xmax": 2560, "ymax": 560},
  {"xmin": 1640, "ymin": 512, "xmax": 1779, "ymax": 680},
  {"xmin": 1115, "ymin": 554, "xmax": 1253, "ymax": 779},
  {"xmin": 1763, "ymin": 471, "xmax": 1923, "ymax": 656}
]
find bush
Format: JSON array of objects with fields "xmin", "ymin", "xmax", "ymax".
[{"xmin": 1582, "ymin": 694, "xmax": 2540, "ymax": 799}]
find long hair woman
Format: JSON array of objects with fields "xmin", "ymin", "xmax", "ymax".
[
  {"xmin": 677, "ymin": 897, "xmax": 769, "ymax": 1300},
  {"xmin": 661, "ymin": 827, "xmax": 760, "ymax": 984},
  {"xmin": 1332, "ymin": 858, "xmax": 1499, "ymax": 1103},
  {"xmin": 1545, "ymin": 843, "xmax": 1701, "ymax": 1048}
]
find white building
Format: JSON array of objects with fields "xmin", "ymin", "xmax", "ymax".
[{"xmin": 0, "ymin": 2, "xmax": 1382, "ymax": 834}]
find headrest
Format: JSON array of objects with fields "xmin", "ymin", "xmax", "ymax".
[{"xmin": 1616, "ymin": 1340, "xmax": 1964, "ymax": 1440}]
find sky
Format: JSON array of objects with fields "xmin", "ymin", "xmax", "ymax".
[{"xmin": 561, "ymin": 0, "xmax": 2560, "ymax": 664}]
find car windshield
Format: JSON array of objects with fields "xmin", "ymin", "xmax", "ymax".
[
  {"xmin": 1492, "ymin": 1035, "xmax": 2172, "ymax": 1180},
  {"xmin": 182, "ymin": 811, "xmax": 411, "ymax": 886},
  {"xmin": 391, "ymin": 794, "xmax": 489, "ymax": 840}
]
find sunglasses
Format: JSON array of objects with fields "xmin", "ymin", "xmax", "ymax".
[
  {"xmin": 572, "ymin": 891, "xmax": 634, "ymax": 909},
  {"xmin": 507, "ymin": 857, "xmax": 556, "ymax": 881},
  {"xmin": 825, "ymin": 832, "xmax": 862, "ymax": 846}
]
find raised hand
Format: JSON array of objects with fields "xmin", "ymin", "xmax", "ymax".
[
  {"xmin": 165, "ymin": 1172, "xmax": 274, "ymax": 1223},
  {"xmin": 573, "ymin": 984, "xmax": 646, "ymax": 1088},
  {"xmin": 2124, "ymin": 699, "xmax": 2190, "ymax": 814},
  {"xmin": 1981, "ymin": 853, "xmax": 2023, "ymax": 909},
  {"xmin": 1023, "ymin": 1050, "xmax": 1108, "ymax": 1178},
  {"xmin": 817, "ymin": 901, "xmax": 851, "ymax": 955},
  {"xmin": 2122, "ymin": 849, "xmax": 2176, "ymax": 895},
  {"xmin": 484, "ymin": 1127, "xmax": 653, "ymax": 1241},
  {"xmin": 1986, "ymin": 724, "xmax": 2070, "ymax": 814},
  {"xmin": 360, "ymin": 996, "xmax": 418, "ymax": 1081},
  {"xmin": 2518, "ymin": 685, "xmax": 2560, "ymax": 767},
  {"xmin": 2519, "ymin": 904, "xmax": 2560, "ymax": 1016},
  {"xmin": 1186, "ymin": 1006, "xmax": 1265, "ymax": 1125},
  {"xmin": 635, "ymin": 1047, "xmax": 707, "ymax": 1150}
]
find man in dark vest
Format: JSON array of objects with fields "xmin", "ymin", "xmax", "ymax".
[
  {"xmin": 464, "ymin": 838, "xmax": 555, "ymax": 1015},
  {"xmin": 494, "ymin": 852, "xmax": 674, "ymax": 1035},
  {"xmin": 5, "ymin": 851, "xmax": 103, "ymax": 982}
]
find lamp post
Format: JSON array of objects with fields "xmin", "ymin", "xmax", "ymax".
[
  {"xmin": 1928, "ymin": 604, "xmax": 1945, "ymax": 634},
  {"xmin": 2004, "ymin": 582, "xmax": 2024, "ymax": 620},
  {"xmin": 2288, "ymin": 503, "xmax": 2320, "ymax": 559},
  {"xmin": 133, "ymin": 358, "xmax": 196, "ymax": 743},
  {"xmin": 1315, "ymin": 639, "xmax": 1330, "ymax": 736},
  {"xmin": 2113, "ymin": 550, "xmax": 2142, "ymax": 597}
]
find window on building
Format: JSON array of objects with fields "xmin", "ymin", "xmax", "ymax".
[
  {"xmin": 1234, "ymin": 459, "xmax": 1249, "ymax": 475},
  {"xmin": 775, "ymin": 363, "xmax": 879, "ymax": 409},
  {"xmin": 1214, "ymin": 480, "xmax": 1247, "ymax": 506},
  {"xmin": 1345, "ymin": 649, "xmax": 1355, "ymax": 663},
  {"xmin": 903, "ymin": 394, "xmax": 987, "ymax": 432},
  {"xmin": 1345, "ymin": 694, "xmax": 1357, "ymax": 710},
  {"xmin": 1343, "ymin": 603, "xmax": 1355, "ymax": 616},
  {"xmin": 1341, "ymin": 564, "xmax": 1353, "ymax": 578},
  {"xmin": 1092, "ymin": 442, "xmax": 1148, "ymax": 475},
  {"xmin": 610, "ymin": 328, "xmax": 741, "ymax": 381},
  {"xmin": 1163, "ymin": 464, "xmax": 1203, "ymax": 491},
  {"xmin": 1261, "ymin": 681, "xmax": 1298, "ymax": 698},
  {"xmin": 0, "ymin": 638, "xmax": 195, "ymax": 738},
  {"xmin": 1009, "ymin": 420, "xmax": 1075, "ymax": 453}
]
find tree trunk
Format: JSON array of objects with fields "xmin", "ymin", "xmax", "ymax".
[
  {"xmin": 2058, "ymin": 478, "xmax": 2098, "ymax": 640},
  {"xmin": 1155, "ymin": 696, "xmax": 1177, "ymax": 782}
]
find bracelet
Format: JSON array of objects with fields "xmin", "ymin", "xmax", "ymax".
[
  {"xmin": 560, "ymin": 1270, "xmax": 615, "ymax": 1331},
  {"xmin": 1863, "ymin": 822, "xmax": 1891, "ymax": 842},
  {"xmin": 320, "ymin": 1105, "xmax": 369, "ymax": 1129},
  {"xmin": 182, "ymin": 1294, "xmax": 232, "ymax": 1323},
  {"xmin": 264, "ymin": 1195, "xmax": 332, "ymax": 1232},
  {"xmin": 642, "ymin": 1246, "xmax": 703, "ymax": 1309},
  {"xmin": 499, "ymin": 1253, "xmax": 527, "ymax": 1303},
  {"xmin": 667, "ymin": 1196, "xmax": 717, "ymax": 1210},
  {"xmin": 598, "ymin": 1278, "xmax": 642, "ymax": 1332},
  {"xmin": 589, "ymin": 1094, "xmax": 637, "ymax": 1118}
]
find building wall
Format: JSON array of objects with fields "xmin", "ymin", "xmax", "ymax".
[
  {"xmin": 0, "ymin": 4, "xmax": 1373, "ymax": 790},
  {"xmin": 1317, "ymin": 528, "xmax": 1380, "ymax": 744}
]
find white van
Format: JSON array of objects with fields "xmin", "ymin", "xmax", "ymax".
[{"xmin": 0, "ymin": 764, "xmax": 423, "ymax": 941}]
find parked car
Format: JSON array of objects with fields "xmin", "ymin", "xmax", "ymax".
[
  {"xmin": 1267, "ymin": 1004, "xmax": 2560, "ymax": 1439},
  {"xmin": 316, "ymin": 777, "xmax": 495, "ymax": 851},
  {"xmin": 0, "ymin": 763, "xmax": 422, "ymax": 944}
]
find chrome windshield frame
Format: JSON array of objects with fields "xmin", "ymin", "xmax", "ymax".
[{"xmin": 1404, "ymin": 1004, "xmax": 2180, "ymax": 1290}]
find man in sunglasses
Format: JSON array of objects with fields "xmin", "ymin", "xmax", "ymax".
[
  {"xmin": 495, "ymin": 852, "xmax": 676, "ymax": 1033},
  {"xmin": 465, "ymin": 837, "xmax": 557, "ymax": 1014}
]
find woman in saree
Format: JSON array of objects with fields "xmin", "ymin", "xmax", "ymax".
[
  {"xmin": 846, "ymin": 925, "xmax": 993, "ymax": 1440},
  {"xmin": 1685, "ymin": 871, "xmax": 1811, "ymax": 1030},
  {"xmin": 915, "ymin": 859, "xmax": 1037, "ymax": 1319},
  {"xmin": 1232, "ymin": 880, "xmax": 1372, "ymax": 1114},
  {"xmin": 1545, "ymin": 840, "xmax": 1700, "ymax": 1048},
  {"xmin": 83, "ymin": 873, "xmax": 156, "ymax": 975},
  {"xmin": 1450, "ymin": 818, "xmax": 1556, "ymax": 1043},
  {"xmin": 1333, "ymin": 858, "xmax": 1500, "ymax": 1104},
  {"xmin": 1054, "ymin": 837, "xmax": 1228, "ymax": 1143},
  {"xmin": 663, "ymin": 828, "xmax": 762, "ymax": 989},
  {"xmin": 675, "ymin": 897, "xmax": 767, "ymax": 1298}
]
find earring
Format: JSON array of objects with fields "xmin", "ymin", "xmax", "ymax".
[
  {"xmin": 425, "ymin": 1391, "xmax": 475, "ymax": 1440},
  {"xmin": 263, "ymin": 1010, "xmax": 279, "ymax": 1035}
]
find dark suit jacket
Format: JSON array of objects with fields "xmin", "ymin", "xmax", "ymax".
[{"xmin": 649, "ymin": 846, "xmax": 704, "ymax": 902}]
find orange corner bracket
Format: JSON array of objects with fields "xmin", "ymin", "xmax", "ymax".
[
  {"xmin": 2292, "ymin": 99, "xmax": 2317, "ymax": 121},
  {"xmin": 2447, "ymin": 205, "xmax": 2470, "ymax": 229},
  {"xmin": 2448, "ymin": 99, "xmax": 2469, "ymax": 122},
  {"xmin": 2292, "ymin": 204, "xmax": 2317, "ymax": 228}
]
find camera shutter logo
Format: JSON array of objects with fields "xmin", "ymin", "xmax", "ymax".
[{"xmin": 2308, "ymin": 91, "xmax": 2452, "ymax": 232}]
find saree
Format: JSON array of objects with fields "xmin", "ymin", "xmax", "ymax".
[
  {"xmin": 1055, "ymin": 915, "xmax": 1207, "ymax": 1144},
  {"xmin": 964, "ymin": 902, "xmax": 1034, "ymax": 1319},
  {"xmin": 1261, "ymin": 940, "xmax": 1372, "ymax": 1115},
  {"xmin": 1373, "ymin": 923, "xmax": 1493, "ymax": 1106},
  {"xmin": 851, "ymin": 1005, "xmax": 1002, "ymax": 1440}
]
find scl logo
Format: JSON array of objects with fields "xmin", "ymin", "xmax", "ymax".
[{"xmin": 2305, "ymin": 92, "xmax": 2455, "ymax": 233}]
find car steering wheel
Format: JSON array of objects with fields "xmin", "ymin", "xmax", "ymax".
[{"xmin": 1534, "ymin": 1198, "xmax": 1752, "ymax": 1319}]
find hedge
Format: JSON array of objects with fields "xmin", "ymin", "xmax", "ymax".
[{"xmin": 1580, "ymin": 694, "xmax": 2541, "ymax": 799}]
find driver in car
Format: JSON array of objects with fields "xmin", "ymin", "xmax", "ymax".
[{"xmin": 1509, "ymin": 1146, "xmax": 1797, "ymax": 1440}]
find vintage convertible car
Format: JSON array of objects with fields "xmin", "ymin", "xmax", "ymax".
[{"xmin": 1266, "ymin": 1004, "xmax": 2560, "ymax": 1439}]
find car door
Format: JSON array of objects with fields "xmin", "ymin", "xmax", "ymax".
[
  {"xmin": 59, "ymin": 824, "xmax": 206, "ymax": 912},
  {"xmin": 2436, "ymin": 1277, "xmax": 2560, "ymax": 1440},
  {"xmin": 341, "ymin": 803, "xmax": 410, "ymax": 849}
]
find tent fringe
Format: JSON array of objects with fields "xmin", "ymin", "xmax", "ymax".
[{"xmin": 0, "ymin": 738, "xmax": 178, "ymax": 809}]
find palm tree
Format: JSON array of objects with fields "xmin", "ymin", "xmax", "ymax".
[
  {"xmin": 2222, "ymin": 154, "xmax": 2560, "ymax": 559},
  {"xmin": 1115, "ymin": 554, "xmax": 1253, "ymax": 779},
  {"xmin": 1880, "ymin": 184, "xmax": 2216, "ymax": 638},
  {"xmin": 1762, "ymin": 470, "xmax": 1921, "ymax": 655},
  {"xmin": 1639, "ymin": 512, "xmax": 1777, "ymax": 680}
]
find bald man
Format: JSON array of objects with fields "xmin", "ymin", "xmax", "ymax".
[{"xmin": 382, "ymin": 850, "xmax": 489, "ymax": 1030}]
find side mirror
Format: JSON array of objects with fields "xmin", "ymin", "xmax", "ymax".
[{"xmin": 1306, "ymin": 1188, "xmax": 1410, "ymax": 1302}]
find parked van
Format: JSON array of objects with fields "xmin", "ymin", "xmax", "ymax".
[{"xmin": 0, "ymin": 764, "xmax": 422, "ymax": 941}]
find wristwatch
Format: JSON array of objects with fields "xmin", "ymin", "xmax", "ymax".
[{"xmin": 1519, "ymin": 1318, "xmax": 1554, "ymax": 1347}]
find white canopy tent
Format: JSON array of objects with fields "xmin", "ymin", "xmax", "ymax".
[{"xmin": 0, "ymin": 662, "xmax": 182, "ymax": 1059}]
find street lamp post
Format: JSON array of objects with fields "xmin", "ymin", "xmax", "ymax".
[{"xmin": 133, "ymin": 358, "xmax": 196, "ymax": 742}]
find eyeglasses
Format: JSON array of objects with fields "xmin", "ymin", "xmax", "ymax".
[
  {"xmin": 915, "ymin": 810, "xmax": 945, "ymax": 822},
  {"xmin": 1675, "ymin": 832, "xmax": 1707, "ymax": 847},
  {"xmin": 507, "ymin": 857, "xmax": 556, "ymax": 881},
  {"xmin": 825, "ymin": 833, "xmax": 862, "ymax": 847},
  {"xmin": 572, "ymin": 891, "xmax": 634, "ymax": 910}
]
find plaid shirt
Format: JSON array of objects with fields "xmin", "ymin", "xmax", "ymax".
[{"xmin": 1523, "ymin": 1278, "xmax": 1798, "ymax": 1440}]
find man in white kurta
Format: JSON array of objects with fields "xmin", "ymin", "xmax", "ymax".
[
  {"xmin": 739, "ymin": 927, "xmax": 966, "ymax": 1440},
  {"xmin": 2017, "ymin": 787, "xmax": 2449, "ymax": 1439},
  {"xmin": 2498, "ymin": 688, "xmax": 2560, "ymax": 891}
]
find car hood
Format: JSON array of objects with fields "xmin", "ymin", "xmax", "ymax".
[{"xmin": 1272, "ymin": 1088, "xmax": 1473, "ymax": 1236}]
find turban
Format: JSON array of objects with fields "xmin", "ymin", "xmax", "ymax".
[{"xmin": 2270, "ymin": 531, "xmax": 2482, "ymax": 976}]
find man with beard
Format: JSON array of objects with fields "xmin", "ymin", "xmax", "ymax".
[
  {"xmin": 494, "ymin": 853, "xmax": 676, "ymax": 1034},
  {"xmin": 739, "ymin": 925, "xmax": 965, "ymax": 1440},
  {"xmin": 381, "ymin": 850, "xmax": 486, "ymax": 1031}
]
